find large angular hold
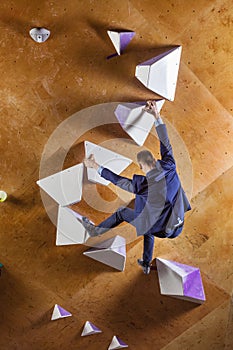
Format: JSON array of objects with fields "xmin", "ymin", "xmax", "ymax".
[
  {"xmin": 114, "ymin": 100, "xmax": 165, "ymax": 146},
  {"xmin": 108, "ymin": 336, "xmax": 128, "ymax": 349},
  {"xmin": 56, "ymin": 206, "xmax": 90, "ymax": 246},
  {"xmin": 84, "ymin": 141, "xmax": 132, "ymax": 186},
  {"xmin": 156, "ymin": 258, "xmax": 206, "ymax": 304},
  {"xmin": 51, "ymin": 304, "xmax": 72, "ymax": 320},
  {"xmin": 135, "ymin": 46, "xmax": 182, "ymax": 101},
  {"xmin": 107, "ymin": 30, "xmax": 135, "ymax": 55},
  {"xmin": 83, "ymin": 235, "xmax": 126, "ymax": 271},
  {"xmin": 37, "ymin": 163, "xmax": 83, "ymax": 206},
  {"xmin": 81, "ymin": 321, "xmax": 102, "ymax": 336}
]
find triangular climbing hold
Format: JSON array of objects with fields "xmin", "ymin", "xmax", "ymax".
[
  {"xmin": 56, "ymin": 206, "xmax": 90, "ymax": 246},
  {"xmin": 51, "ymin": 304, "xmax": 72, "ymax": 320},
  {"xmin": 135, "ymin": 46, "xmax": 182, "ymax": 101},
  {"xmin": 83, "ymin": 235, "xmax": 126, "ymax": 271},
  {"xmin": 107, "ymin": 30, "xmax": 135, "ymax": 55},
  {"xmin": 114, "ymin": 100, "xmax": 165, "ymax": 146},
  {"xmin": 81, "ymin": 321, "xmax": 102, "ymax": 336},
  {"xmin": 108, "ymin": 335, "xmax": 128, "ymax": 349},
  {"xmin": 84, "ymin": 141, "xmax": 132, "ymax": 186},
  {"xmin": 37, "ymin": 163, "xmax": 83, "ymax": 206},
  {"xmin": 156, "ymin": 258, "xmax": 206, "ymax": 304}
]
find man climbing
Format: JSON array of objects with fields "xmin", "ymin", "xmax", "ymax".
[{"xmin": 81, "ymin": 100, "xmax": 191, "ymax": 274}]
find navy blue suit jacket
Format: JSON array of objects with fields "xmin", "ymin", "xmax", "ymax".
[{"xmin": 100, "ymin": 124, "xmax": 191, "ymax": 237}]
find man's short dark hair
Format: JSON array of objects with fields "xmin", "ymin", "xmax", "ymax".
[{"xmin": 137, "ymin": 150, "xmax": 155, "ymax": 166}]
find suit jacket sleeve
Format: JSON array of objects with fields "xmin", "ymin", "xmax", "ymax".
[
  {"xmin": 100, "ymin": 168, "xmax": 135, "ymax": 193},
  {"xmin": 156, "ymin": 124, "xmax": 176, "ymax": 165}
]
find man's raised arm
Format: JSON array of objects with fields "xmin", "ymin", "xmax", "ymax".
[
  {"xmin": 83, "ymin": 154, "xmax": 135, "ymax": 193},
  {"xmin": 144, "ymin": 100, "xmax": 175, "ymax": 165}
]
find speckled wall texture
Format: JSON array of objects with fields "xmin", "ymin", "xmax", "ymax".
[{"xmin": 0, "ymin": 1, "xmax": 232, "ymax": 349}]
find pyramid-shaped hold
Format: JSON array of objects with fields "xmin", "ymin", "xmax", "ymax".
[
  {"xmin": 83, "ymin": 235, "xmax": 126, "ymax": 271},
  {"xmin": 156, "ymin": 258, "xmax": 206, "ymax": 304},
  {"xmin": 51, "ymin": 304, "xmax": 72, "ymax": 320},
  {"xmin": 114, "ymin": 100, "xmax": 165, "ymax": 146},
  {"xmin": 56, "ymin": 206, "xmax": 90, "ymax": 246},
  {"xmin": 37, "ymin": 163, "xmax": 83, "ymax": 206},
  {"xmin": 135, "ymin": 46, "xmax": 182, "ymax": 101},
  {"xmin": 108, "ymin": 335, "xmax": 128, "ymax": 349},
  {"xmin": 107, "ymin": 30, "xmax": 135, "ymax": 55},
  {"xmin": 81, "ymin": 321, "xmax": 102, "ymax": 336},
  {"xmin": 84, "ymin": 141, "xmax": 132, "ymax": 186}
]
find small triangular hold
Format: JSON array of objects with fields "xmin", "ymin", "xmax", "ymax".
[
  {"xmin": 107, "ymin": 30, "xmax": 135, "ymax": 55},
  {"xmin": 84, "ymin": 141, "xmax": 132, "ymax": 186},
  {"xmin": 51, "ymin": 304, "xmax": 72, "ymax": 320},
  {"xmin": 135, "ymin": 46, "xmax": 182, "ymax": 101},
  {"xmin": 29, "ymin": 27, "xmax": 50, "ymax": 43},
  {"xmin": 81, "ymin": 321, "xmax": 102, "ymax": 336},
  {"xmin": 114, "ymin": 100, "xmax": 165, "ymax": 146},
  {"xmin": 108, "ymin": 335, "xmax": 128, "ymax": 349},
  {"xmin": 36, "ymin": 163, "xmax": 83, "ymax": 206}
]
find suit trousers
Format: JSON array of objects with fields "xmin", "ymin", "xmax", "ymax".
[{"xmin": 98, "ymin": 207, "xmax": 155, "ymax": 264}]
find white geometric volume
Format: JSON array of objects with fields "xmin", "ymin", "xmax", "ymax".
[
  {"xmin": 156, "ymin": 258, "xmax": 206, "ymax": 304},
  {"xmin": 51, "ymin": 304, "xmax": 72, "ymax": 320},
  {"xmin": 84, "ymin": 141, "xmax": 132, "ymax": 186},
  {"xmin": 107, "ymin": 30, "xmax": 135, "ymax": 55},
  {"xmin": 135, "ymin": 46, "xmax": 182, "ymax": 101},
  {"xmin": 114, "ymin": 100, "xmax": 165, "ymax": 146},
  {"xmin": 37, "ymin": 163, "xmax": 84, "ymax": 206},
  {"xmin": 81, "ymin": 321, "xmax": 102, "ymax": 336},
  {"xmin": 83, "ymin": 235, "xmax": 126, "ymax": 271},
  {"xmin": 108, "ymin": 335, "xmax": 128, "ymax": 349},
  {"xmin": 56, "ymin": 206, "xmax": 90, "ymax": 246}
]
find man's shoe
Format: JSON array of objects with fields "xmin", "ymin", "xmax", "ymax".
[
  {"xmin": 82, "ymin": 217, "xmax": 108, "ymax": 237},
  {"xmin": 137, "ymin": 259, "xmax": 151, "ymax": 275}
]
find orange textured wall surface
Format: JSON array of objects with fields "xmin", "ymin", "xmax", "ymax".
[{"xmin": 0, "ymin": 1, "xmax": 232, "ymax": 349}]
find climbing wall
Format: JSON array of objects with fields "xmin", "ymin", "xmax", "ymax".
[{"xmin": 0, "ymin": 1, "xmax": 232, "ymax": 349}]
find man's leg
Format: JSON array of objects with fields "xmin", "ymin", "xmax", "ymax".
[
  {"xmin": 143, "ymin": 234, "xmax": 155, "ymax": 264},
  {"xmin": 82, "ymin": 207, "xmax": 134, "ymax": 237},
  {"xmin": 99, "ymin": 206, "xmax": 135, "ymax": 229},
  {"xmin": 137, "ymin": 234, "xmax": 154, "ymax": 275}
]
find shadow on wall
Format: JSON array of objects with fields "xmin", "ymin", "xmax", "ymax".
[
  {"xmin": 100, "ymin": 271, "xmax": 200, "ymax": 347},
  {"xmin": 0, "ymin": 270, "xmax": 39, "ymax": 334}
]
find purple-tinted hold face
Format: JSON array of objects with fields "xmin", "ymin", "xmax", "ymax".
[{"xmin": 120, "ymin": 32, "xmax": 135, "ymax": 53}]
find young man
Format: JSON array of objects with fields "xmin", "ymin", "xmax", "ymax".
[{"xmin": 82, "ymin": 101, "xmax": 191, "ymax": 274}]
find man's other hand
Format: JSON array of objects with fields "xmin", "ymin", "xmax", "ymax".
[
  {"xmin": 144, "ymin": 100, "xmax": 160, "ymax": 119},
  {"xmin": 83, "ymin": 154, "xmax": 99, "ymax": 170}
]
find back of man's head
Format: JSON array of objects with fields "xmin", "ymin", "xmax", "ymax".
[{"xmin": 137, "ymin": 150, "xmax": 155, "ymax": 166}]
